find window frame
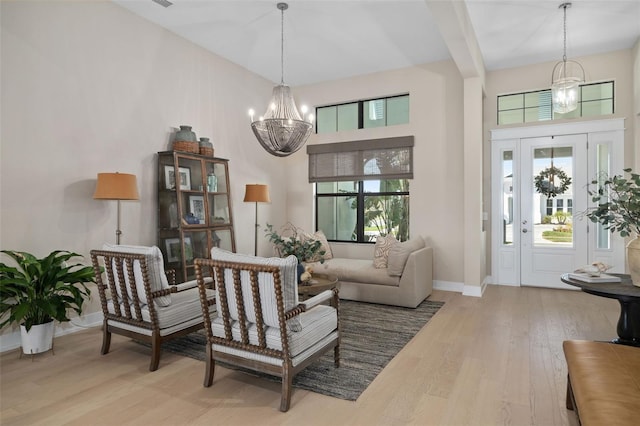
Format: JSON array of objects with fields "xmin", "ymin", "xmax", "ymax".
[
  {"xmin": 497, "ymin": 80, "xmax": 614, "ymax": 125},
  {"xmin": 315, "ymin": 93, "xmax": 409, "ymax": 134},
  {"xmin": 315, "ymin": 180, "xmax": 410, "ymax": 243}
]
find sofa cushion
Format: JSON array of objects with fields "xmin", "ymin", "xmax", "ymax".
[
  {"xmin": 387, "ymin": 237, "xmax": 426, "ymax": 276},
  {"xmin": 102, "ymin": 244, "xmax": 172, "ymax": 307},
  {"xmin": 373, "ymin": 234, "xmax": 398, "ymax": 269},
  {"xmin": 311, "ymin": 258, "xmax": 400, "ymax": 287}
]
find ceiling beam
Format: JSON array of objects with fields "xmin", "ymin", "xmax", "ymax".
[{"xmin": 425, "ymin": 0, "xmax": 486, "ymax": 84}]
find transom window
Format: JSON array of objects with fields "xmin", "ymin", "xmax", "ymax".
[
  {"xmin": 497, "ymin": 81, "xmax": 614, "ymax": 125},
  {"xmin": 316, "ymin": 94, "xmax": 409, "ymax": 134}
]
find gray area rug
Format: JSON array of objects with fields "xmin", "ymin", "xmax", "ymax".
[{"xmin": 158, "ymin": 299, "xmax": 444, "ymax": 401}]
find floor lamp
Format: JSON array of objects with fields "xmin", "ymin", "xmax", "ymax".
[
  {"xmin": 94, "ymin": 172, "xmax": 139, "ymax": 244},
  {"xmin": 243, "ymin": 184, "xmax": 270, "ymax": 256}
]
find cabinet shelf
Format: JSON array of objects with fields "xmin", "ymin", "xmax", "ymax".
[{"xmin": 157, "ymin": 151, "xmax": 236, "ymax": 281}]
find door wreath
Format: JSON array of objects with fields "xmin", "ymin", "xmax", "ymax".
[{"xmin": 534, "ymin": 166, "xmax": 571, "ymax": 198}]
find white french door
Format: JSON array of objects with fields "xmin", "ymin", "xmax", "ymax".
[
  {"xmin": 491, "ymin": 119, "xmax": 625, "ymax": 289},
  {"xmin": 520, "ymin": 135, "xmax": 588, "ymax": 288}
]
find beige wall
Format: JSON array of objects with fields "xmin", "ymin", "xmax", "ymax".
[
  {"xmin": 483, "ymin": 48, "xmax": 637, "ymax": 276},
  {"xmin": 287, "ymin": 61, "xmax": 466, "ymax": 287},
  {"xmin": 0, "ymin": 1, "xmax": 286, "ymax": 340},
  {"xmin": 633, "ymin": 39, "xmax": 640, "ymax": 170}
]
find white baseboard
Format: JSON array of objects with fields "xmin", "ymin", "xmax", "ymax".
[
  {"xmin": 462, "ymin": 277, "xmax": 489, "ymax": 297},
  {"xmin": 433, "ymin": 280, "xmax": 464, "ymax": 293},
  {"xmin": 0, "ymin": 311, "xmax": 103, "ymax": 353}
]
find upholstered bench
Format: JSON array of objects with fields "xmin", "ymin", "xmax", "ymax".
[{"xmin": 563, "ymin": 340, "xmax": 640, "ymax": 425}]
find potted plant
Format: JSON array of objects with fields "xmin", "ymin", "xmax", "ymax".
[
  {"xmin": 586, "ymin": 168, "xmax": 640, "ymax": 286},
  {"xmin": 0, "ymin": 250, "xmax": 97, "ymax": 354},
  {"xmin": 264, "ymin": 224, "xmax": 327, "ymax": 282},
  {"xmin": 264, "ymin": 223, "xmax": 326, "ymax": 264}
]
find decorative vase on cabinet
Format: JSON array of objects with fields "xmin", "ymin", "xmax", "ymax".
[{"xmin": 173, "ymin": 125, "xmax": 199, "ymax": 154}]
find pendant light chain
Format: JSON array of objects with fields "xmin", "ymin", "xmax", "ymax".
[
  {"xmin": 280, "ymin": 4, "xmax": 285, "ymax": 84},
  {"xmin": 562, "ymin": 4, "xmax": 567, "ymax": 63}
]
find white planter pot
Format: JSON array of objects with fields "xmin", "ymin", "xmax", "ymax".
[
  {"xmin": 20, "ymin": 321, "xmax": 54, "ymax": 354},
  {"xmin": 627, "ymin": 236, "xmax": 640, "ymax": 287}
]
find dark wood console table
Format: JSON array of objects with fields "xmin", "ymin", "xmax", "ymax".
[{"xmin": 561, "ymin": 273, "xmax": 640, "ymax": 347}]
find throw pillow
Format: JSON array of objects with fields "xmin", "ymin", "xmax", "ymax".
[
  {"xmin": 303, "ymin": 229, "xmax": 333, "ymax": 262},
  {"xmin": 387, "ymin": 237, "xmax": 426, "ymax": 276},
  {"xmin": 373, "ymin": 234, "xmax": 398, "ymax": 269}
]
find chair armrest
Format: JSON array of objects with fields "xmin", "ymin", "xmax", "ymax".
[
  {"xmin": 174, "ymin": 277, "xmax": 213, "ymax": 292},
  {"xmin": 301, "ymin": 290, "xmax": 334, "ymax": 310}
]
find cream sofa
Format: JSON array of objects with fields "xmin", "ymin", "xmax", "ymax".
[{"xmin": 307, "ymin": 238, "xmax": 433, "ymax": 308}]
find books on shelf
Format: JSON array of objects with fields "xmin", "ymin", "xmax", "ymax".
[{"xmin": 568, "ymin": 273, "xmax": 621, "ymax": 283}]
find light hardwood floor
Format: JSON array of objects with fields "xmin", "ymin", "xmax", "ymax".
[{"xmin": 0, "ymin": 285, "xmax": 620, "ymax": 425}]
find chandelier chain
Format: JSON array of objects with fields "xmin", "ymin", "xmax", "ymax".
[
  {"xmin": 280, "ymin": 5, "xmax": 284, "ymax": 84},
  {"xmin": 562, "ymin": 3, "xmax": 567, "ymax": 62}
]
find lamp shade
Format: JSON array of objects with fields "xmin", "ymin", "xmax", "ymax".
[
  {"xmin": 243, "ymin": 184, "xmax": 270, "ymax": 203},
  {"xmin": 93, "ymin": 173, "xmax": 139, "ymax": 200}
]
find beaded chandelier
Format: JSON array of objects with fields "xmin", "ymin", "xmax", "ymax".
[{"xmin": 248, "ymin": 3, "xmax": 313, "ymax": 157}]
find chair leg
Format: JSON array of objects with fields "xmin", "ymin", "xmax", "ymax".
[
  {"xmin": 280, "ymin": 363, "xmax": 293, "ymax": 412},
  {"xmin": 101, "ymin": 320, "xmax": 111, "ymax": 355},
  {"xmin": 149, "ymin": 332, "xmax": 161, "ymax": 372},
  {"xmin": 334, "ymin": 344, "xmax": 340, "ymax": 367},
  {"xmin": 204, "ymin": 345, "xmax": 215, "ymax": 387}
]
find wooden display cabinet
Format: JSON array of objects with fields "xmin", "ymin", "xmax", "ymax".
[{"xmin": 157, "ymin": 151, "xmax": 236, "ymax": 281}]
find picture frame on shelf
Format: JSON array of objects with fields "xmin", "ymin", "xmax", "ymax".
[
  {"xmin": 164, "ymin": 165, "xmax": 191, "ymax": 190},
  {"xmin": 189, "ymin": 195, "xmax": 205, "ymax": 224},
  {"xmin": 165, "ymin": 237, "xmax": 193, "ymax": 262}
]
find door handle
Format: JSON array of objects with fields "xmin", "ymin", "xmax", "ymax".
[{"xmin": 522, "ymin": 228, "xmax": 528, "ymax": 233}]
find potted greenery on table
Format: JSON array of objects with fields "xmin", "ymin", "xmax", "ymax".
[
  {"xmin": 264, "ymin": 223, "xmax": 326, "ymax": 282},
  {"xmin": 586, "ymin": 168, "xmax": 640, "ymax": 287},
  {"xmin": 0, "ymin": 250, "xmax": 97, "ymax": 354}
]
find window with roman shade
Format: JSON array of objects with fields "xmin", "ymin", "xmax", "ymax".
[
  {"xmin": 308, "ymin": 136, "xmax": 413, "ymax": 243},
  {"xmin": 307, "ymin": 136, "xmax": 414, "ymax": 183}
]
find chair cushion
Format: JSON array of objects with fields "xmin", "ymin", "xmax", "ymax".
[
  {"xmin": 211, "ymin": 304, "xmax": 337, "ymax": 357},
  {"xmin": 107, "ymin": 286, "xmax": 213, "ymax": 330},
  {"xmin": 210, "ymin": 248, "xmax": 301, "ymax": 331},
  {"xmin": 387, "ymin": 237, "xmax": 425, "ymax": 276},
  {"xmin": 102, "ymin": 244, "xmax": 171, "ymax": 306}
]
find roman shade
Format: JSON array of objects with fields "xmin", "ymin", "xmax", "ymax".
[{"xmin": 307, "ymin": 136, "xmax": 414, "ymax": 182}]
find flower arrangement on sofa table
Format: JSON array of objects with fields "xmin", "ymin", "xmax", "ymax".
[{"xmin": 264, "ymin": 223, "xmax": 326, "ymax": 264}]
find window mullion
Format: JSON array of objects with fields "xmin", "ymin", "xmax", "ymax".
[{"xmin": 357, "ymin": 181, "xmax": 365, "ymax": 242}]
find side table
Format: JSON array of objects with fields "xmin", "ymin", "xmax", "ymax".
[
  {"xmin": 560, "ymin": 273, "xmax": 640, "ymax": 347},
  {"xmin": 298, "ymin": 273, "xmax": 339, "ymax": 301}
]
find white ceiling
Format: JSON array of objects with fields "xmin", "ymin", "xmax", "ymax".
[{"xmin": 113, "ymin": 0, "xmax": 640, "ymax": 86}]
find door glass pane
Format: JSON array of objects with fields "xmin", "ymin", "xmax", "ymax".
[
  {"xmin": 502, "ymin": 151, "xmax": 514, "ymax": 245},
  {"xmin": 532, "ymin": 146, "xmax": 574, "ymax": 247},
  {"xmin": 595, "ymin": 144, "xmax": 611, "ymax": 249}
]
